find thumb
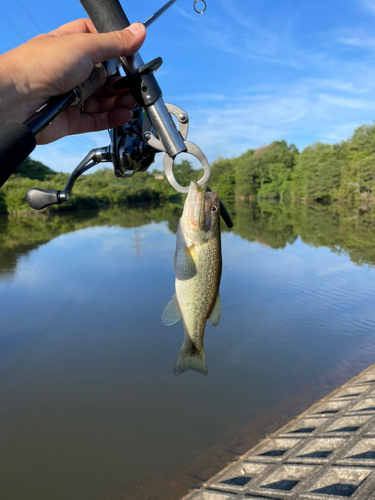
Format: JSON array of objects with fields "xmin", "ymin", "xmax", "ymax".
[{"xmin": 85, "ymin": 22, "xmax": 146, "ymax": 65}]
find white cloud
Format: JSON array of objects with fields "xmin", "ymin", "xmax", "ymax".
[
  {"xmin": 169, "ymin": 93, "xmax": 226, "ymax": 102},
  {"xmin": 357, "ymin": 0, "xmax": 375, "ymax": 15},
  {"xmin": 181, "ymin": 72, "xmax": 375, "ymax": 161},
  {"xmin": 340, "ymin": 34, "xmax": 375, "ymax": 50},
  {"xmin": 184, "ymin": 19, "xmax": 301, "ymax": 69},
  {"xmin": 335, "ymin": 26, "xmax": 375, "ymax": 52}
]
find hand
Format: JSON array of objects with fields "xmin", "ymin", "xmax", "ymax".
[{"xmin": 0, "ymin": 19, "xmax": 146, "ymax": 144}]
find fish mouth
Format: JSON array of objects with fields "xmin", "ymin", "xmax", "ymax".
[
  {"xmin": 185, "ymin": 180, "xmax": 225, "ymax": 231},
  {"xmin": 198, "ymin": 185, "xmax": 207, "ymax": 230},
  {"xmin": 185, "ymin": 181, "xmax": 200, "ymax": 228},
  {"xmin": 186, "ymin": 181, "xmax": 217, "ymax": 230},
  {"xmin": 186, "ymin": 180, "xmax": 200, "ymax": 201}
]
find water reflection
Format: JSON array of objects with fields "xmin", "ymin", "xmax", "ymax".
[
  {"xmin": 0, "ymin": 201, "xmax": 375, "ymax": 500},
  {"xmin": 2, "ymin": 201, "xmax": 375, "ymax": 277},
  {"xmin": 130, "ymin": 228, "xmax": 146, "ymax": 260}
]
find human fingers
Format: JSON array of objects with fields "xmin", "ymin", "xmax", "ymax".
[
  {"xmin": 49, "ymin": 18, "xmax": 97, "ymax": 36},
  {"xmin": 82, "ymin": 92, "xmax": 135, "ymax": 114},
  {"xmin": 17, "ymin": 23, "xmax": 145, "ymax": 104},
  {"xmin": 78, "ymin": 22, "xmax": 146, "ymax": 66},
  {"xmin": 35, "ymin": 105, "xmax": 133, "ymax": 144},
  {"xmin": 93, "ymin": 77, "xmax": 131, "ymax": 97},
  {"xmin": 72, "ymin": 108, "xmax": 134, "ymax": 135}
]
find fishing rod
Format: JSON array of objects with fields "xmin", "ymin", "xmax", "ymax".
[{"xmin": 0, "ymin": 0, "xmax": 210, "ymax": 210}]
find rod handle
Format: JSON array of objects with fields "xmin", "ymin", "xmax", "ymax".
[
  {"xmin": 79, "ymin": 0, "xmax": 131, "ymax": 33},
  {"xmin": 0, "ymin": 123, "xmax": 36, "ymax": 187}
]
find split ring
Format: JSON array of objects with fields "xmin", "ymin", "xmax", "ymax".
[{"xmin": 193, "ymin": 0, "xmax": 207, "ymax": 14}]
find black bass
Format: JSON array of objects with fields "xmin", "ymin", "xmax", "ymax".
[{"xmin": 162, "ymin": 180, "xmax": 222, "ymax": 376}]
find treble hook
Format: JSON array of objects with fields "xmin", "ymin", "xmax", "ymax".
[{"xmin": 193, "ymin": 0, "xmax": 207, "ymax": 14}]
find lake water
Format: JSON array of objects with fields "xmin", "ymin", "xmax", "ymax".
[{"xmin": 0, "ymin": 202, "xmax": 375, "ymax": 500}]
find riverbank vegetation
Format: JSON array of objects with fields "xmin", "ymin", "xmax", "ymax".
[
  {"xmin": 209, "ymin": 122, "xmax": 375, "ymax": 204},
  {"xmin": 1, "ymin": 121, "xmax": 375, "ymax": 214},
  {"xmin": 0, "ymin": 158, "xmax": 202, "ymax": 214}
]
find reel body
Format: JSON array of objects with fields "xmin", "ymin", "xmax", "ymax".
[{"xmin": 111, "ymin": 108, "xmax": 155, "ymax": 178}]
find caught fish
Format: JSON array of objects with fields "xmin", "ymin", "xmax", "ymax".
[{"xmin": 162, "ymin": 180, "xmax": 232, "ymax": 376}]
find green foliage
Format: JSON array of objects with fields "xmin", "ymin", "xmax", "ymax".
[
  {"xmin": 0, "ymin": 162, "xmax": 189, "ymax": 214},
  {"xmin": 291, "ymin": 143, "xmax": 345, "ymax": 202},
  {"xmin": 0, "ymin": 190, "xmax": 7, "ymax": 214},
  {"xmin": 291, "ymin": 124, "xmax": 375, "ymax": 202},
  {"xmin": 219, "ymin": 123, "xmax": 375, "ymax": 204},
  {"xmin": 209, "ymin": 157, "xmax": 236, "ymax": 198},
  {"xmin": 172, "ymin": 159, "xmax": 203, "ymax": 188},
  {"xmin": 233, "ymin": 141, "xmax": 297, "ymax": 200},
  {"xmin": 3, "ymin": 121, "xmax": 375, "ymax": 212},
  {"xmin": 338, "ymin": 153, "xmax": 375, "ymax": 203},
  {"xmin": 345, "ymin": 124, "xmax": 375, "ymax": 160},
  {"xmin": 15, "ymin": 156, "xmax": 57, "ymax": 180}
]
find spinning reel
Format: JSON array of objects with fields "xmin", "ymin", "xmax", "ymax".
[{"xmin": 0, "ymin": 0, "xmax": 210, "ymax": 209}]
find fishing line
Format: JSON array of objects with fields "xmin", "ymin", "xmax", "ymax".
[
  {"xmin": 0, "ymin": 5, "xmax": 27, "ymax": 42},
  {"xmin": 16, "ymin": 0, "xmax": 44, "ymax": 34}
]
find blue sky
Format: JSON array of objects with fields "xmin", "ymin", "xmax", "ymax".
[{"xmin": 2, "ymin": 0, "xmax": 375, "ymax": 173}]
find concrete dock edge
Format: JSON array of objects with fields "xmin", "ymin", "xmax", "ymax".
[{"xmin": 180, "ymin": 363, "xmax": 375, "ymax": 500}]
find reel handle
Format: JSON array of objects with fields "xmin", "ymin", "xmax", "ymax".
[
  {"xmin": 79, "ymin": 0, "xmax": 131, "ymax": 32},
  {"xmin": 26, "ymin": 188, "xmax": 63, "ymax": 210}
]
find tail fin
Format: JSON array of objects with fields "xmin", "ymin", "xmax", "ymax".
[{"xmin": 173, "ymin": 349, "xmax": 208, "ymax": 377}]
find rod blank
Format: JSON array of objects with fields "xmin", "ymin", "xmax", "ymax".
[{"xmin": 144, "ymin": 0, "xmax": 179, "ymax": 29}]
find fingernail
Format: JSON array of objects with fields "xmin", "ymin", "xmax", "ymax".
[{"xmin": 127, "ymin": 22, "xmax": 146, "ymax": 36}]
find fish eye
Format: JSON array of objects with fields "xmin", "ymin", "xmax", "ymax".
[{"xmin": 211, "ymin": 205, "xmax": 218, "ymax": 213}]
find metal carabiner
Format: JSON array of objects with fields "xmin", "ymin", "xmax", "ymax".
[{"xmin": 193, "ymin": 0, "xmax": 207, "ymax": 14}]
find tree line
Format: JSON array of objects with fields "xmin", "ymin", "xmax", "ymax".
[
  {"xmin": 1, "ymin": 121, "xmax": 375, "ymax": 214},
  {"xmin": 209, "ymin": 123, "xmax": 375, "ymax": 204}
]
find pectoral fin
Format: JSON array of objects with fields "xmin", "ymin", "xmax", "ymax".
[
  {"xmin": 208, "ymin": 293, "xmax": 221, "ymax": 326},
  {"xmin": 161, "ymin": 295, "xmax": 181, "ymax": 326},
  {"xmin": 176, "ymin": 246, "xmax": 197, "ymax": 280}
]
